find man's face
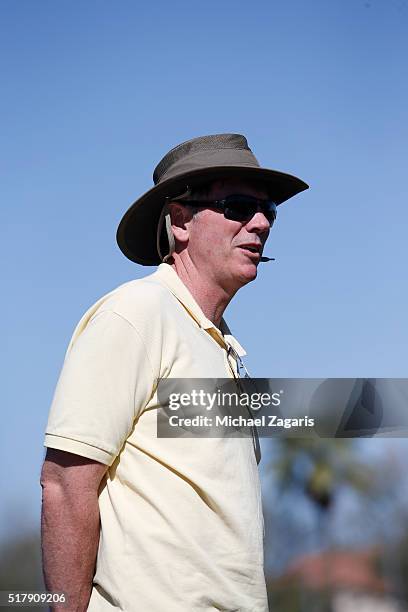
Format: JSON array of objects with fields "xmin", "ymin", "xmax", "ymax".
[{"xmin": 185, "ymin": 178, "xmax": 271, "ymax": 293}]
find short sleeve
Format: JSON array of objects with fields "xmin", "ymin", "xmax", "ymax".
[{"xmin": 44, "ymin": 310, "xmax": 156, "ymax": 465}]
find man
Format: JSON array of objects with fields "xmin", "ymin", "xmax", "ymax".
[{"xmin": 41, "ymin": 133, "xmax": 308, "ymax": 611}]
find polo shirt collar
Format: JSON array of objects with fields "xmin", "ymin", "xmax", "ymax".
[{"xmin": 153, "ymin": 264, "xmax": 246, "ymax": 357}]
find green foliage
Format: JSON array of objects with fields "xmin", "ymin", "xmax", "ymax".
[
  {"xmin": 270, "ymin": 438, "xmax": 379, "ymax": 510},
  {"xmin": 267, "ymin": 578, "xmax": 333, "ymax": 612}
]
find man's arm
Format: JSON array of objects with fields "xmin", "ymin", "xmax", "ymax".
[{"xmin": 40, "ymin": 448, "xmax": 108, "ymax": 612}]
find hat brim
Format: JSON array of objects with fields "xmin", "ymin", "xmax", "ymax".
[{"xmin": 116, "ymin": 165, "xmax": 309, "ymax": 265}]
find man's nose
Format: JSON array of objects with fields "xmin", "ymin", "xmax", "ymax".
[{"xmin": 246, "ymin": 208, "xmax": 271, "ymax": 234}]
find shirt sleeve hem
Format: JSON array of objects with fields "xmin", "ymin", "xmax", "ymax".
[{"xmin": 44, "ymin": 434, "xmax": 115, "ymax": 466}]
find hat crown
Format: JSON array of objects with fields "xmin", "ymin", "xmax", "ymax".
[{"xmin": 153, "ymin": 133, "xmax": 251, "ymax": 185}]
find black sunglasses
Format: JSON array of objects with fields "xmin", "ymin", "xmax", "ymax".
[{"xmin": 177, "ymin": 194, "xmax": 277, "ymax": 226}]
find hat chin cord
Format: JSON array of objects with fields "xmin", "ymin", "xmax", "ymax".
[
  {"xmin": 156, "ymin": 189, "xmax": 192, "ymax": 263},
  {"xmin": 156, "ymin": 204, "xmax": 175, "ymax": 263}
]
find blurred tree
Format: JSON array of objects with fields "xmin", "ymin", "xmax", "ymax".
[
  {"xmin": 271, "ymin": 438, "xmax": 378, "ymax": 510},
  {"xmin": 264, "ymin": 437, "xmax": 388, "ymax": 612}
]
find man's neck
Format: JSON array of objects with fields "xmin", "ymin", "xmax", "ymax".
[{"xmin": 170, "ymin": 259, "xmax": 236, "ymax": 329}]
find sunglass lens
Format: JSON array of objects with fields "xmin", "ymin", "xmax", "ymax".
[
  {"xmin": 224, "ymin": 198, "xmax": 277, "ymax": 226},
  {"xmin": 224, "ymin": 200, "xmax": 256, "ymax": 222},
  {"xmin": 263, "ymin": 202, "xmax": 277, "ymax": 225}
]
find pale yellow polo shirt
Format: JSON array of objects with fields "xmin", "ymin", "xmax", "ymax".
[{"xmin": 44, "ymin": 264, "xmax": 267, "ymax": 612}]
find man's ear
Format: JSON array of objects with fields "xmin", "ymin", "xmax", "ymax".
[{"xmin": 168, "ymin": 202, "xmax": 194, "ymax": 248}]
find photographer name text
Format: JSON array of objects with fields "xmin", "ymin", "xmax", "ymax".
[{"xmin": 168, "ymin": 415, "xmax": 315, "ymax": 429}]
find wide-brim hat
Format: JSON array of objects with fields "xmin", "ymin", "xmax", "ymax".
[{"xmin": 117, "ymin": 133, "xmax": 309, "ymax": 265}]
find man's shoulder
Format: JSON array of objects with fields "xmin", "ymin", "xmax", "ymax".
[
  {"xmin": 94, "ymin": 270, "xmax": 174, "ymax": 323},
  {"xmin": 67, "ymin": 270, "xmax": 173, "ymax": 350}
]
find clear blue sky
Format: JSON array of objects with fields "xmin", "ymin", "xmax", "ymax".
[{"xmin": 2, "ymin": 0, "xmax": 407, "ymax": 541}]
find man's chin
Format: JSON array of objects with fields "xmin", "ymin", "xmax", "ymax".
[{"xmin": 236, "ymin": 262, "xmax": 258, "ymax": 286}]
